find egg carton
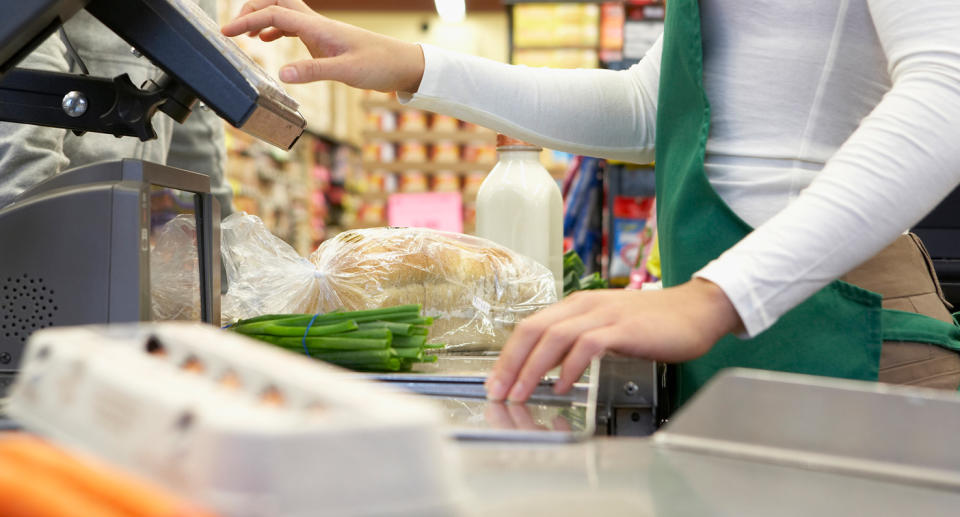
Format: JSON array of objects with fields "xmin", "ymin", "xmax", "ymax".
[{"xmin": 6, "ymin": 323, "xmax": 460, "ymax": 517}]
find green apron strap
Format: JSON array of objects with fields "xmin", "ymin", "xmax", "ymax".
[
  {"xmin": 881, "ymin": 309, "xmax": 960, "ymax": 352},
  {"xmin": 652, "ymin": 0, "xmax": 960, "ymax": 405}
]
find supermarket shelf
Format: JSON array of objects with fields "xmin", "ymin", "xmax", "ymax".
[
  {"xmin": 360, "ymin": 99, "xmax": 406, "ymax": 110},
  {"xmin": 363, "ymin": 160, "xmax": 569, "ymax": 177},
  {"xmin": 513, "ymin": 44, "xmax": 599, "ymax": 50},
  {"xmin": 349, "ymin": 191, "xmax": 391, "ymax": 201},
  {"xmin": 350, "ymin": 190, "xmax": 477, "ymax": 201},
  {"xmin": 344, "ymin": 220, "xmax": 388, "ymax": 230},
  {"xmin": 362, "ymin": 130, "xmax": 496, "ymax": 143},
  {"xmin": 362, "ymin": 161, "xmax": 495, "ymax": 173},
  {"xmin": 505, "ymin": 0, "xmax": 662, "ymax": 3}
]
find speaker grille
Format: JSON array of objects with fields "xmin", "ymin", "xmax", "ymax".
[{"xmin": 1, "ymin": 274, "xmax": 58, "ymax": 344}]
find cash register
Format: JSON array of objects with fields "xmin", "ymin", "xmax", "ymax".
[{"xmin": 0, "ymin": 0, "xmax": 306, "ymax": 372}]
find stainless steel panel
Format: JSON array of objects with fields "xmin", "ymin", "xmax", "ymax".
[{"xmin": 655, "ymin": 368, "xmax": 960, "ymax": 490}]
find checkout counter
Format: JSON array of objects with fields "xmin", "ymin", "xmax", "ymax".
[{"xmin": 1, "ymin": 1, "xmax": 960, "ymax": 516}]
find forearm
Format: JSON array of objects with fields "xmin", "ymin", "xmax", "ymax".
[
  {"xmin": 400, "ymin": 41, "xmax": 662, "ymax": 162},
  {"xmin": 697, "ymin": 0, "xmax": 960, "ymax": 336}
]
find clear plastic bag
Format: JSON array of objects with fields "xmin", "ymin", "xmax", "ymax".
[
  {"xmin": 219, "ymin": 213, "xmax": 325, "ymax": 322},
  {"xmin": 150, "ymin": 214, "xmax": 201, "ymax": 321},
  {"xmin": 152, "ymin": 213, "xmax": 558, "ymax": 351},
  {"xmin": 309, "ymin": 228, "xmax": 558, "ymax": 351}
]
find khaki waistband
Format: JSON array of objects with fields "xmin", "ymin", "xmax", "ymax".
[{"xmin": 840, "ymin": 233, "xmax": 953, "ymax": 323}]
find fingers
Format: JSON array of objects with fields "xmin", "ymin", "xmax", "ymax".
[
  {"xmin": 279, "ymin": 56, "xmax": 348, "ymax": 83},
  {"xmin": 485, "ymin": 295, "xmax": 592, "ymax": 400},
  {"xmin": 554, "ymin": 327, "xmax": 616, "ymax": 394},
  {"xmin": 483, "ymin": 403, "xmax": 514, "ymax": 429},
  {"xmin": 506, "ymin": 403, "xmax": 544, "ymax": 431},
  {"xmin": 505, "ymin": 315, "xmax": 612, "ymax": 402},
  {"xmin": 237, "ymin": 0, "xmax": 313, "ymax": 18},
  {"xmin": 259, "ymin": 27, "xmax": 294, "ymax": 42},
  {"xmin": 221, "ymin": 5, "xmax": 312, "ymax": 37}
]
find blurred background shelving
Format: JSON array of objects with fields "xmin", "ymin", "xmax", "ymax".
[{"xmin": 216, "ymin": 0, "xmax": 660, "ymax": 261}]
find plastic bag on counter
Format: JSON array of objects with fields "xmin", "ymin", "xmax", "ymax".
[
  {"xmin": 309, "ymin": 228, "xmax": 558, "ymax": 351},
  {"xmin": 153, "ymin": 213, "xmax": 558, "ymax": 351},
  {"xmin": 150, "ymin": 213, "xmax": 324, "ymax": 323},
  {"xmin": 219, "ymin": 213, "xmax": 325, "ymax": 322},
  {"xmin": 150, "ymin": 214, "xmax": 201, "ymax": 321}
]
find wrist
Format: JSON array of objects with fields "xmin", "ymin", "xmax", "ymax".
[
  {"xmin": 399, "ymin": 42, "xmax": 425, "ymax": 94},
  {"xmin": 685, "ymin": 277, "xmax": 744, "ymax": 340}
]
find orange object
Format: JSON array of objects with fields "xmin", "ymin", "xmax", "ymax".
[
  {"xmin": 496, "ymin": 134, "xmax": 539, "ymax": 148},
  {"xmin": 0, "ymin": 435, "xmax": 215, "ymax": 517}
]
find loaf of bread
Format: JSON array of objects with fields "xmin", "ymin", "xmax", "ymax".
[{"xmin": 309, "ymin": 228, "xmax": 558, "ymax": 350}]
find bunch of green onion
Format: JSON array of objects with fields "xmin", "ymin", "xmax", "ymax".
[{"xmin": 230, "ymin": 304, "xmax": 441, "ymax": 372}]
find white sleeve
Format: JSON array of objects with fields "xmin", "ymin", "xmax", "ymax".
[
  {"xmin": 398, "ymin": 39, "xmax": 663, "ymax": 163},
  {"xmin": 695, "ymin": 0, "xmax": 960, "ymax": 336}
]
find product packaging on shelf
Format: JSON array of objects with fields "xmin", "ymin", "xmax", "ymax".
[
  {"xmin": 431, "ymin": 140, "xmax": 460, "ymax": 163},
  {"xmin": 431, "ymin": 114, "xmax": 459, "ymax": 132}
]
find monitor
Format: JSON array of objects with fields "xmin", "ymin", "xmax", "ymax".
[{"xmin": 0, "ymin": 159, "xmax": 219, "ymax": 371}]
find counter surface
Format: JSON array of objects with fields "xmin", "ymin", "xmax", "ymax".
[{"xmin": 453, "ymin": 437, "xmax": 960, "ymax": 516}]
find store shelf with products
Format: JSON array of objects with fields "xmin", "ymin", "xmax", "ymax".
[
  {"xmin": 508, "ymin": 1, "xmax": 663, "ymax": 287},
  {"xmin": 507, "ymin": 1, "xmax": 664, "ymax": 69},
  {"xmin": 224, "ymin": 125, "xmax": 359, "ymax": 255},
  {"xmin": 350, "ymin": 91, "xmax": 573, "ymax": 234}
]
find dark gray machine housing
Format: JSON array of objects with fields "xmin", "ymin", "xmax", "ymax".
[{"xmin": 0, "ymin": 159, "xmax": 220, "ymax": 370}]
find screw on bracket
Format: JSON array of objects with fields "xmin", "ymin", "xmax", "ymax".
[
  {"xmin": 0, "ymin": 352, "xmax": 11, "ymax": 364},
  {"xmin": 623, "ymin": 381, "xmax": 640, "ymax": 396},
  {"xmin": 61, "ymin": 91, "xmax": 88, "ymax": 118}
]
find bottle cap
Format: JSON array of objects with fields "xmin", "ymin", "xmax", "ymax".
[{"xmin": 496, "ymin": 134, "xmax": 542, "ymax": 151}]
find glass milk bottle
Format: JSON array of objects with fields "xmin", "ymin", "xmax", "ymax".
[{"xmin": 476, "ymin": 135, "xmax": 563, "ymax": 296}]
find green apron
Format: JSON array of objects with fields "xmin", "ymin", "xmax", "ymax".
[{"xmin": 655, "ymin": 0, "xmax": 960, "ymax": 408}]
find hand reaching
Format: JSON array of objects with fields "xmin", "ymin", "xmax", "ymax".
[
  {"xmin": 485, "ymin": 278, "xmax": 743, "ymax": 402},
  {"xmin": 221, "ymin": 0, "xmax": 425, "ymax": 92}
]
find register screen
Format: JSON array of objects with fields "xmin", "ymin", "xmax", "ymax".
[{"xmin": 148, "ymin": 185, "xmax": 201, "ymax": 321}]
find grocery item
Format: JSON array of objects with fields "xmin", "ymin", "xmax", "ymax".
[
  {"xmin": 398, "ymin": 109, "xmax": 428, "ymax": 131},
  {"xmin": 309, "ymin": 227, "xmax": 558, "ymax": 350},
  {"xmin": 431, "ymin": 114, "xmax": 459, "ymax": 131},
  {"xmin": 563, "ymin": 249, "xmax": 608, "ymax": 297},
  {"xmin": 462, "ymin": 142, "xmax": 497, "ymax": 163},
  {"xmin": 462, "ymin": 172, "xmax": 486, "ymax": 198},
  {"xmin": 432, "ymin": 171, "xmax": 460, "ymax": 192},
  {"xmin": 230, "ymin": 305, "xmax": 441, "ymax": 372},
  {"xmin": 0, "ymin": 434, "xmax": 215, "ymax": 517},
  {"xmin": 398, "ymin": 140, "xmax": 427, "ymax": 162},
  {"xmin": 399, "ymin": 171, "xmax": 429, "ymax": 192},
  {"xmin": 7, "ymin": 323, "xmax": 458, "ymax": 516},
  {"xmin": 476, "ymin": 134, "xmax": 564, "ymax": 295},
  {"xmin": 431, "ymin": 140, "xmax": 460, "ymax": 163},
  {"xmin": 609, "ymin": 195, "xmax": 655, "ymax": 287}
]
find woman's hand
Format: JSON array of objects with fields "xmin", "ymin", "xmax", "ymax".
[
  {"xmin": 221, "ymin": 0, "xmax": 425, "ymax": 92},
  {"xmin": 485, "ymin": 278, "xmax": 743, "ymax": 402}
]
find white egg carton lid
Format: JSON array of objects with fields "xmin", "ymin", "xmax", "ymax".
[{"xmin": 6, "ymin": 322, "xmax": 462, "ymax": 517}]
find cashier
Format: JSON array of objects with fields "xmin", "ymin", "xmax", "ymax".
[
  {"xmin": 0, "ymin": 0, "xmax": 231, "ymax": 214},
  {"xmin": 223, "ymin": 0, "xmax": 960, "ymax": 406}
]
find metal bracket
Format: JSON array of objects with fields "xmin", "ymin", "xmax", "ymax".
[
  {"xmin": 593, "ymin": 355, "xmax": 660, "ymax": 436},
  {"xmin": 0, "ymin": 68, "xmax": 196, "ymax": 140}
]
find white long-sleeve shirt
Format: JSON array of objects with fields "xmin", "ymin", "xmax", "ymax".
[{"xmin": 401, "ymin": 0, "xmax": 960, "ymax": 337}]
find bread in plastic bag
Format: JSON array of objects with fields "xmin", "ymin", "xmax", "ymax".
[
  {"xmin": 309, "ymin": 227, "xmax": 558, "ymax": 351},
  {"xmin": 219, "ymin": 213, "xmax": 325, "ymax": 321},
  {"xmin": 151, "ymin": 213, "xmax": 559, "ymax": 351}
]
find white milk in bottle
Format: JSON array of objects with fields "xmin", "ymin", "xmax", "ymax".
[{"xmin": 476, "ymin": 135, "xmax": 563, "ymax": 296}]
